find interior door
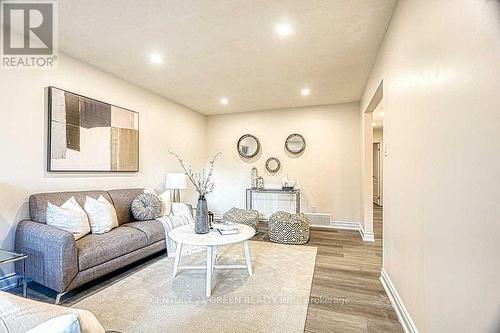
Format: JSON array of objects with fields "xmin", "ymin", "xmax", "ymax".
[{"xmin": 373, "ymin": 142, "xmax": 381, "ymax": 205}]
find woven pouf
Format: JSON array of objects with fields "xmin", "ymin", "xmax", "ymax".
[
  {"xmin": 223, "ymin": 207, "xmax": 260, "ymax": 232},
  {"xmin": 268, "ymin": 211, "xmax": 310, "ymax": 245}
]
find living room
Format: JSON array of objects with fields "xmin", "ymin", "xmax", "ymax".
[{"xmin": 0, "ymin": 1, "xmax": 499, "ymax": 333}]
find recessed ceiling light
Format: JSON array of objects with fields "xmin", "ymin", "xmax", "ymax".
[
  {"xmin": 149, "ymin": 53, "xmax": 163, "ymax": 64},
  {"xmin": 220, "ymin": 97, "xmax": 229, "ymax": 105},
  {"xmin": 275, "ymin": 23, "xmax": 293, "ymax": 37},
  {"xmin": 301, "ymin": 88, "xmax": 310, "ymax": 96}
]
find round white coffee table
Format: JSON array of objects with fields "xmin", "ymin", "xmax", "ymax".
[{"xmin": 168, "ymin": 224, "xmax": 254, "ymax": 297}]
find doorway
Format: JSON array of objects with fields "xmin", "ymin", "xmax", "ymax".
[
  {"xmin": 372, "ymin": 100, "xmax": 384, "ymax": 206},
  {"xmin": 361, "ymin": 79, "xmax": 383, "ymax": 242},
  {"xmin": 373, "ymin": 142, "xmax": 382, "ymax": 205}
]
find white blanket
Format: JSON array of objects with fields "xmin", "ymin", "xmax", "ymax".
[
  {"xmin": 171, "ymin": 202, "xmax": 194, "ymax": 223},
  {"xmin": 157, "ymin": 203, "xmax": 204, "ymax": 258}
]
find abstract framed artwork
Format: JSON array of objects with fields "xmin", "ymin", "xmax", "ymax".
[{"xmin": 47, "ymin": 86, "xmax": 139, "ymax": 172}]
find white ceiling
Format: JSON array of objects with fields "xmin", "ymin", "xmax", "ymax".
[{"xmin": 58, "ymin": 0, "xmax": 397, "ymax": 115}]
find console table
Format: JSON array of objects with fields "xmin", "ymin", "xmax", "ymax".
[{"xmin": 245, "ymin": 188, "xmax": 301, "ymax": 220}]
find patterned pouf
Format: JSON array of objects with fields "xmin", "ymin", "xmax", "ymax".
[
  {"xmin": 268, "ymin": 211, "xmax": 310, "ymax": 245},
  {"xmin": 223, "ymin": 207, "xmax": 260, "ymax": 232}
]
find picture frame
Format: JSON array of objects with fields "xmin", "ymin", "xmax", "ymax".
[{"xmin": 47, "ymin": 86, "xmax": 139, "ymax": 172}]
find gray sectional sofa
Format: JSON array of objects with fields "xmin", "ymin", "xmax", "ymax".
[{"xmin": 14, "ymin": 188, "xmax": 178, "ymax": 304}]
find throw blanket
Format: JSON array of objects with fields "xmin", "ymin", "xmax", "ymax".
[
  {"xmin": 157, "ymin": 203, "xmax": 204, "ymax": 258},
  {"xmin": 171, "ymin": 202, "xmax": 194, "ymax": 222}
]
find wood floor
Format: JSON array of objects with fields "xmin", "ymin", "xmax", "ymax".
[
  {"xmin": 253, "ymin": 205, "xmax": 403, "ymax": 333},
  {"xmin": 306, "ymin": 205, "xmax": 402, "ymax": 332},
  {"xmin": 9, "ymin": 205, "xmax": 402, "ymax": 332}
]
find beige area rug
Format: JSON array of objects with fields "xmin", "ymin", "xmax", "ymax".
[{"xmin": 71, "ymin": 241, "xmax": 317, "ymax": 333}]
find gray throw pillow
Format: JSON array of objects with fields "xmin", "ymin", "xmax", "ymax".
[{"xmin": 131, "ymin": 193, "xmax": 162, "ymax": 221}]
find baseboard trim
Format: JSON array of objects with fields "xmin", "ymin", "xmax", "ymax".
[
  {"xmin": 0, "ymin": 273, "xmax": 19, "ymax": 291},
  {"xmin": 310, "ymin": 224, "xmax": 336, "ymax": 229},
  {"xmin": 331, "ymin": 220, "xmax": 360, "ymax": 230},
  {"xmin": 380, "ymin": 268, "xmax": 419, "ymax": 333},
  {"xmin": 332, "ymin": 220, "xmax": 375, "ymax": 242},
  {"xmin": 359, "ymin": 226, "xmax": 375, "ymax": 242}
]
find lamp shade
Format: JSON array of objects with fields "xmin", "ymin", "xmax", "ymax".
[{"xmin": 165, "ymin": 172, "xmax": 187, "ymax": 189}]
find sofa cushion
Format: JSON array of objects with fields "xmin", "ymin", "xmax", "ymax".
[
  {"xmin": 122, "ymin": 220, "xmax": 165, "ymax": 244},
  {"xmin": 107, "ymin": 189, "xmax": 145, "ymax": 225},
  {"xmin": 76, "ymin": 227, "xmax": 147, "ymax": 271},
  {"xmin": 29, "ymin": 191, "xmax": 111, "ymax": 224}
]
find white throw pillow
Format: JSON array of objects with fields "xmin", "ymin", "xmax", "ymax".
[
  {"xmin": 46, "ymin": 197, "xmax": 90, "ymax": 240},
  {"xmin": 27, "ymin": 314, "xmax": 81, "ymax": 333},
  {"xmin": 84, "ymin": 195, "xmax": 118, "ymax": 234},
  {"xmin": 158, "ymin": 190, "xmax": 172, "ymax": 216}
]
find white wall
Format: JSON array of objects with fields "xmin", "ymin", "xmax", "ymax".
[
  {"xmin": 361, "ymin": 1, "xmax": 500, "ymax": 332},
  {"xmin": 205, "ymin": 103, "xmax": 362, "ymax": 222},
  {"xmin": 0, "ymin": 53, "xmax": 206, "ymax": 281}
]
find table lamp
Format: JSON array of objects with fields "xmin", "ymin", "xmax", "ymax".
[{"xmin": 165, "ymin": 172, "xmax": 187, "ymax": 202}]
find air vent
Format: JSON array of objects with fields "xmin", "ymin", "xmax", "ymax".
[{"xmin": 304, "ymin": 213, "xmax": 332, "ymax": 227}]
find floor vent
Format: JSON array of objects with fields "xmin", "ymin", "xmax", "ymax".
[{"xmin": 304, "ymin": 213, "xmax": 332, "ymax": 227}]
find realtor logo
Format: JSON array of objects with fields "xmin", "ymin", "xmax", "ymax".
[{"xmin": 1, "ymin": 0, "xmax": 58, "ymax": 68}]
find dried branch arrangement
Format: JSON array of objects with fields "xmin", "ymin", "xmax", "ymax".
[{"xmin": 169, "ymin": 151, "xmax": 222, "ymax": 196}]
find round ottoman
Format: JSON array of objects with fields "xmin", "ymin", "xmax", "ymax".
[
  {"xmin": 268, "ymin": 211, "xmax": 310, "ymax": 245},
  {"xmin": 223, "ymin": 207, "xmax": 260, "ymax": 233}
]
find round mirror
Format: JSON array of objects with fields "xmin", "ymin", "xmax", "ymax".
[
  {"xmin": 285, "ymin": 133, "xmax": 306, "ymax": 155},
  {"xmin": 237, "ymin": 134, "xmax": 260, "ymax": 158},
  {"xmin": 265, "ymin": 157, "xmax": 281, "ymax": 173}
]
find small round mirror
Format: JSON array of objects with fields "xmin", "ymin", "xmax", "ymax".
[
  {"xmin": 265, "ymin": 157, "xmax": 281, "ymax": 173},
  {"xmin": 237, "ymin": 134, "xmax": 260, "ymax": 158},
  {"xmin": 285, "ymin": 133, "xmax": 306, "ymax": 155}
]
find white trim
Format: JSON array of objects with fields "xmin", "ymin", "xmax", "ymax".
[
  {"xmin": 331, "ymin": 220, "xmax": 360, "ymax": 230},
  {"xmin": 0, "ymin": 273, "xmax": 18, "ymax": 291},
  {"xmin": 332, "ymin": 220, "xmax": 375, "ymax": 242},
  {"xmin": 359, "ymin": 225, "xmax": 375, "ymax": 242},
  {"xmin": 310, "ymin": 224, "xmax": 336, "ymax": 229},
  {"xmin": 380, "ymin": 268, "xmax": 419, "ymax": 333}
]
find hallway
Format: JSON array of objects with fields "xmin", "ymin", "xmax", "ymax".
[{"xmin": 255, "ymin": 204, "xmax": 400, "ymax": 332}]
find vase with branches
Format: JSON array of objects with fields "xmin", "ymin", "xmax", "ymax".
[{"xmin": 169, "ymin": 151, "xmax": 222, "ymax": 234}]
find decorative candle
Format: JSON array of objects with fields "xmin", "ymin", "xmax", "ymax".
[{"xmin": 257, "ymin": 176, "xmax": 264, "ymax": 189}]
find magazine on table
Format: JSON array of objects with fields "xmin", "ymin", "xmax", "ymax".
[{"xmin": 212, "ymin": 222, "xmax": 239, "ymax": 235}]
